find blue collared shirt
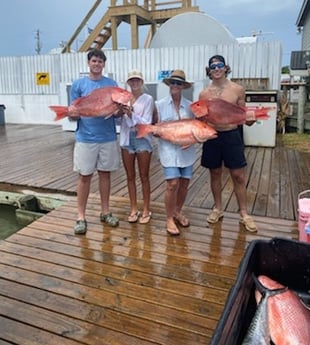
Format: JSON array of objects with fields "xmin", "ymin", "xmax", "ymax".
[{"xmin": 155, "ymin": 95, "xmax": 196, "ymax": 167}]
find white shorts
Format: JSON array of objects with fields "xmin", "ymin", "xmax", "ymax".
[{"xmin": 74, "ymin": 141, "xmax": 120, "ymax": 175}]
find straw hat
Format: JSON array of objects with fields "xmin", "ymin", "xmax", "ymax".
[
  {"xmin": 163, "ymin": 69, "xmax": 192, "ymax": 89},
  {"xmin": 127, "ymin": 70, "xmax": 144, "ymax": 82}
]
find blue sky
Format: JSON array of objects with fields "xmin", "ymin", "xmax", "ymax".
[{"xmin": 0, "ymin": 0, "xmax": 303, "ymax": 66}]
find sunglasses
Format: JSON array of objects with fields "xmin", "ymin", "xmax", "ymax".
[
  {"xmin": 209, "ymin": 62, "xmax": 225, "ymax": 70},
  {"xmin": 169, "ymin": 80, "xmax": 183, "ymax": 86}
]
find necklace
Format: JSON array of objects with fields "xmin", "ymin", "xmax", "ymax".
[{"xmin": 211, "ymin": 81, "xmax": 229, "ymax": 97}]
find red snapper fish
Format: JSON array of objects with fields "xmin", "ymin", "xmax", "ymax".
[
  {"xmin": 255, "ymin": 275, "xmax": 310, "ymax": 345},
  {"xmin": 49, "ymin": 86, "xmax": 132, "ymax": 121},
  {"xmin": 136, "ymin": 119, "xmax": 217, "ymax": 149},
  {"xmin": 190, "ymin": 98, "xmax": 273, "ymax": 126}
]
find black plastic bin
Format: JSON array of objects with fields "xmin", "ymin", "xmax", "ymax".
[
  {"xmin": 210, "ymin": 238, "xmax": 310, "ymax": 345},
  {"xmin": 0, "ymin": 104, "xmax": 6, "ymax": 125}
]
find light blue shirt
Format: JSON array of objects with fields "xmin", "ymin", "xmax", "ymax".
[
  {"xmin": 156, "ymin": 95, "xmax": 196, "ymax": 167},
  {"xmin": 70, "ymin": 76, "xmax": 118, "ymax": 143}
]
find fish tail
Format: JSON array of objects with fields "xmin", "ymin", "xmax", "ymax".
[
  {"xmin": 247, "ymin": 107, "xmax": 270, "ymax": 121},
  {"xmin": 136, "ymin": 124, "xmax": 154, "ymax": 138},
  {"xmin": 255, "ymin": 107, "xmax": 271, "ymax": 120},
  {"xmin": 49, "ymin": 105, "xmax": 69, "ymax": 121}
]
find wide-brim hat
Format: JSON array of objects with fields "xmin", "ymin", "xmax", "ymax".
[
  {"xmin": 127, "ymin": 70, "xmax": 144, "ymax": 82},
  {"xmin": 163, "ymin": 69, "xmax": 192, "ymax": 89}
]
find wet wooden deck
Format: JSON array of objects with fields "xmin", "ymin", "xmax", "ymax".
[{"xmin": 0, "ymin": 124, "xmax": 309, "ymax": 344}]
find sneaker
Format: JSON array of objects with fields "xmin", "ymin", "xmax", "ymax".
[
  {"xmin": 207, "ymin": 208, "xmax": 224, "ymax": 224},
  {"xmin": 100, "ymin": 213, "xmax": 119, "ymax": 227},
  {"xmin": 74, "ymin": 220, "xmax": 87, "ymax": 234},
  {"xmin": 240, "ymin": 215, "xmax": 257, "ymax": 232}
]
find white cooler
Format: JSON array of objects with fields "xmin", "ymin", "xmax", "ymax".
[{"xmin": 243, "ymin": 90, "xmax": 278, "ymax": 147}]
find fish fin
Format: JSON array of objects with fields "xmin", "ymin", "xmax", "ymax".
[
  {"xmin": 136, "ymin": 124, "xmax": 154, "ymax": 138},
  {"xmin": 49, "ymin": 105, "xmax": 69, "ymax": 121},
  {"xmin": 191, "ymin": 129, "xmax": 209, "ymax": 144},
  {"xmin": 181, "ymin": 144, "xmax": 192, "ymax": 150}
]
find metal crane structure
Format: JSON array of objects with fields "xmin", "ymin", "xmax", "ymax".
[{"xmin": 61, "ymin": 0, "xmax": 199, "ymax": 53}]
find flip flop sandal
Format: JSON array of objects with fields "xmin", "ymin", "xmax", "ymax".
[
  {"xmin": 166, "ymin": 226, "xmax": 180, "ymax": 236},
  {"xmin": 127, "ymin": 211, "xmax": 140, "ymax": 223},
  {"xmin": 174, "ymin": 213, "xmax": 190, "ymax": 227},
  {"xmin": 139, "ymin": 212, "xmax": 152, "ymax": 224},
  {"xmin": 166, "ymin": 221, "xmax": 180, "ymax": 236}
]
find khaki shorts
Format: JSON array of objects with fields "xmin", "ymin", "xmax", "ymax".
[{"xmin": 74, "ymin": 141, "xmax": 120, "ymax": 175}]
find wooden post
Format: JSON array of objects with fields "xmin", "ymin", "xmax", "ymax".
[
  {"xmin": 130, "ymin": 14, "xmax": 139, "ymax": 49},
  {"xmin": 111, "ymin": 17, "xmax": 118, "ymax": 50},
  {"xmin": 297, "ymin": 84, "xmax": 306, "ymax": 134}
]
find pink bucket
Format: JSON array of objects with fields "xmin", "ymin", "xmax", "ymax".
[{"xmin": 298, "ymin": 190, "xmax": 310, "ymax": 243}]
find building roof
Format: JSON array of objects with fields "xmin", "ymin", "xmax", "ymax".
[{"xmin": 296, "ymin": 0, "xmax": 310, "ymax": 27}]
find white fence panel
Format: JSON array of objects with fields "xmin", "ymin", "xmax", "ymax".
[{"xmin": 0, "ymin": 41, "xmax": 282, "ymax": 124}]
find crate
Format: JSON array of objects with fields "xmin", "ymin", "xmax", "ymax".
[
  {"xmin": 298, "ymin": 190, "xmax": 310, "ymax": 243},
  {"xmin": 210, "ymin": 238, "xmax": 310, "ymax": 345}
]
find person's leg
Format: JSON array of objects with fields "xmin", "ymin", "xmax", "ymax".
[
  {"xmin": 201, "ymin": 138, "xmax": 223, "ymax": 223},
  {"xmin": 121, "ymin": 148, "xmax": 139, "ymax": 221},
  {"xmin": 98, "ymin": 170, "xmax": 119, "ymax": 227},
  {"xmin": 73, "ymin": 142, "xmax": 97, "ymax": 234},
  {"xmin": 230, "ymin": 167, "xmax": 247, "ymax": 216},
  {"xmin": 77, "ymin": 174, "xmax": 92, "ymax": 220},
  {"xmin": 165, "ymin": 178, "xmax": 180, "ymax": 235},
  {"xmin": 207, "ymin": 167, "xmax": 224, "ymax": 223},
  {"xmin": 210, "ymin": 167, "xmax": 223, "ymax": 210},
  {"xmin": 174, "ymin": 177, "xmax": 190, "ymax": 227},
  {"xmin": 97, "ymin": 141, "xmax": 120, "ymax": 226},
  {"xmin": 137, "ymin": 150, "xmax": 152, "ymax": 221},
  {"xmin": 230, "ymin": 168, "xmax": 257, "ymax": 232},
  {"xmin": 98, "ymin": 170, "xmax": 111, "ymax": 215}
]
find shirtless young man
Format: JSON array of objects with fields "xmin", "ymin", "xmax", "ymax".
[{"xmin": 199, "ymin": 55, "xmax": 257, "ymax": 232}]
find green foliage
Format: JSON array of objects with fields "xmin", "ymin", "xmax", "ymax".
[{"xmin": 281, "ymin": 66, "xmax": 290, "ymax": 74}]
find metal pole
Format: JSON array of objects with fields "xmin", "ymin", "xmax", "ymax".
[{"xmin": 297, "ymin": 84, "xmax": 306, "ymax": 134}]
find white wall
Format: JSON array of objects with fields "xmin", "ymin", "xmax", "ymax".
[{"xmin": 0, "ymin": 42, "xmax": 282, "ymax": 125}]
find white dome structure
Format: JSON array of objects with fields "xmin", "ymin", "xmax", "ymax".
[{"xmin": 149, "ymin": 12, "xmax": 236, "ymax": 48}]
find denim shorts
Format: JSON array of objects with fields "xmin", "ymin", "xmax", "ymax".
[
  {"xmin": 163, "ymin": 165, "xmax": 193, "ymax": 180},
  {"xmin": 121, "ymin": 130, "xmax": 153, "ymax": 154}
]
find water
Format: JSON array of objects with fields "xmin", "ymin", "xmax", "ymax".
[{"xmin": 0, "ymin": 204, "xmax": 24, "ymax": 240}]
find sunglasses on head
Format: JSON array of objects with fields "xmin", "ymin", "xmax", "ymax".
[
  {"xmin": 169, "ymin": 80, "xmax": 183, "ymax": 86},
  {"xmin": 209, "ymin": 62, "xmax": 225, "ymax": 70}
]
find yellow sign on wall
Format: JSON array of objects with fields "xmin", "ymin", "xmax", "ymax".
[{"xmin": 36, "ymin": 72, "xmax": 50, "ymax": 85}]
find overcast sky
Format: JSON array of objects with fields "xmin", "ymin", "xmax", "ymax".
[{"xmin": 0, "ymin": 0, "xmax": 303, "ymax": 65}]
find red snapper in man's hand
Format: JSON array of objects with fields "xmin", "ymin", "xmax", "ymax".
[
  {"xmin": 49, "ymin": 86, "xmax": 132, "ymax": 121},
  {"xmin": 190, "ymin": 98, "xmax": 273, "ymax": 126}
]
